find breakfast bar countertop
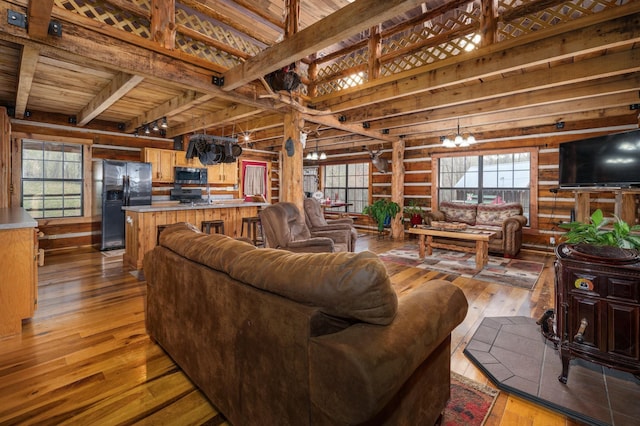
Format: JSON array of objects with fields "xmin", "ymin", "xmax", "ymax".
[
  {"xmin": 0, "ymin": 207, "xmax": 38, "ymax": 230},
  {"xmin": 122, "ymin": 201, "xmax": 270, "ymax": 213}
]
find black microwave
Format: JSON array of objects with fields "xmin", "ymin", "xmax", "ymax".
[{"xmin": 174, "ymin": 167, "xmax": 208, "ymax": 185}]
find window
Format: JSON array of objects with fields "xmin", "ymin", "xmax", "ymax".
[
  {"xmin": 437, "ymin": 151, "xmax": 532, "ymax": 222},
  {"xmin": 21, "ymin": 140, "xmax": 84, "ymax": 219},
  {"xmin": 323, "ymin": 163, "xmax": 369, "ymax": 213}
]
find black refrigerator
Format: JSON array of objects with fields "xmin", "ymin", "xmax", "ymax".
[{"xmin": 93, "ymin": 160, "xmax": 152, "ymax": 250}]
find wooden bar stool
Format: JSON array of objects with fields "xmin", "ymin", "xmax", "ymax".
[
  {"xmin": 201, "ymin": 220, "xmax": 225, "ymax": 235},
  {"xmin": 241, "ymin": 216, "xmax": 263, "ymax": 246}
]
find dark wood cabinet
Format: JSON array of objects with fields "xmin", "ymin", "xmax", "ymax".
[{"xmin": 555, "ymin": 243, "xmax": 640, "ymax": 383}]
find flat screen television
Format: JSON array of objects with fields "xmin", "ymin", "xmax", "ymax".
[{"xmin": 559, "ymin": 128, "xmax": 640, "ymax": 188}]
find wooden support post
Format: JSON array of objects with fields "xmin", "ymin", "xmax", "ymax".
[
  {"xmin": 0, "ymin": 107, "xmax": 10, "ymax": 208},
  {"xmin": 390, "ymin": 138, "xmax": 405, "ymax": 239},
  {"xmin": 152, "ymin": 0, "xmax": 176, "ymax": 49},
  {"xmin": 280, "ymin": 111, "xmax": 304, "ymax": 213}
]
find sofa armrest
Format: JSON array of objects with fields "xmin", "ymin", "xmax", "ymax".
[
  {"xmin": 309, "ymin": 280, "xmax": 468, "ymax": 424},
  {"xmin": 423, "ymin": 210, "xmax": 444, "ymax": 225},
  {"xmin": 500, "ymin": 215, "xmax": 527, "ymax": 257},
  {"xmin": 287, "ymin": 237, "xmax": 335, "ymax": 252},
  {"xmin": 503, "ymin": 214, "xmax": 527, "ymax": 229}
]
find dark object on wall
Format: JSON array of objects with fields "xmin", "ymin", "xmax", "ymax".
[
  {"xmin": 173, "ymin": 136, "xmax": 183, "ymax": 151},
  {"xmin": 285, "ymin": 137, "xmax": 295, "ymax": 156},
  {"xmin": 559, "ymin": 128, "xmax": 640, "ymax": 188},
  {"xmin": 265, "ymin": 64, "xmax": 301, "ymax": 92},
  {"xmin": 186, "ymin": 134, "xmax": 243, "ymax": 166}
]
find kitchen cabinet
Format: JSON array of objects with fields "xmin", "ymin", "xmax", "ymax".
[
  {"xmin": 174, "ymin": 150, "xmax": 196, "ymax": 167},
  {"xmin": 143, "ymin": 148, "xmax": 176, "ymax": 182},
  {"xmin": 208, "ymin": 161, "xmax": 238, "ymax": 185},
  {"xmin": 555, "ymin": 243, "xmax": 640, "ymax": 383},
  {"xmin": 0, "ymin": 208, "xmax": 38, "ymax": 338}
]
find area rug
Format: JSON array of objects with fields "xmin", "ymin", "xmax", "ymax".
[
  {"xmin": 464, "ymin": 316, "xmax": 640, "ymax": 426},
  {"xmin": 446, "ymin": 372, "xmax": 499, "ymax": 426},
  {"xmin": 378, "ymin": 246, "xmax": 544, "ymax": 289}
]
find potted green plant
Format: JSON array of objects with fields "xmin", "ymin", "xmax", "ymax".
[
  {"xmin": 363, "ymin": 199, "xmax": 401, "ymax": 232},
  {"xmin": 559, "ymin": 208, "xmax": 640, "ymax": 257},
  {"xmin": 404, "ymin": 200, "xmax": 424, "ymax": 227}
]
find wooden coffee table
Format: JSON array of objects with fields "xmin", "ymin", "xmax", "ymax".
[{"xmin": 407, "ymin": 226, "xmax": 497, "ymax": 270}]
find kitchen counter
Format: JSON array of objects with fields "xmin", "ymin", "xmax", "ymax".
[
  {"xmin": 0, "ymin": 207, "xmax": 38, "ymax": 230},
  {"xmin": 123, "ymin": 201, "xmax": 269, "ymax": 270},
  {"xmin": 122, "ymin": 201, "xmax": 269, "ymax": 213}
]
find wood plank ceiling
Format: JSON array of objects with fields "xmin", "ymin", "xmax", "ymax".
[{"xmin": 0, "ymin": 0, "xmax": 639, "ymax": 157}]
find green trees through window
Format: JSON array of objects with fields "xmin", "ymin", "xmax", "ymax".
[{"xmin": 21, "ymin": 140, "xmax": 83, "ymax": 218}]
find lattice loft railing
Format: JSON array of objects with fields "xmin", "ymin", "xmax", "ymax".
[
  {"xmin": 313, "ymin": 0, "xmax": 630, "ymax": 97},
  {"xmin": 55, "ymin": 0, "xmax": 151, "ymax": 38},
  {"xmin": 54, "ymin": 0, "xmax": 265, "ymax": 69}
]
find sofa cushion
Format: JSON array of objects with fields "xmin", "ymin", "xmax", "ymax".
[
  {"xmin": 439, "ymin": 201, "xmax": 477, "ymax": 225},
  {"xmin": 229, "ymin": 249, "xmax": 398, "ymax": 325},
  {"xmin": 160, "ymin": 223, "xmax": 257, "ymax": 272},
  {"xmin": 476, "ymin": 203, "xmax": 522, "ymax": 226}
]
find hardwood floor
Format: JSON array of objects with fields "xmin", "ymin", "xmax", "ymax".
[{"xmin": 0, "ymin": 234, "xmax": 581, "ymax": 425}]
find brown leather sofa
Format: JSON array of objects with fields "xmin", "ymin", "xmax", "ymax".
[
  {"xmin": 425, "ymin": 201, "xmax": 527, "ymax": 257},
  {"xmin": 145, "ymin": 223, "xmax": 468, "ymax": 426},
  {"xmin": 260, "ymin": 202, "xmax": 351, "ymax": 252},
  {"xmin": 303, "ymin": 198, "xmax": 357, "ymax": 251}
]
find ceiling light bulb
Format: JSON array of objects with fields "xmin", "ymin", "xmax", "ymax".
[
  {"xmin": 467, "ymin": 135, "xmax": 476, "ymax": 144},
  {"xmin": 319, "ymin": 152, "xmax": 327, "ymax": 160},
  {"xmin": 160, "ymin": 117, "xmax": 168, "ymax": 128},
  {"xmin": 455, "ymin": 134, "xmax": 463, "ymax": 145},
  {"xmin": 244, "ymin": 134, "xmax": 250, "ymax": 142},
  {"xmin": 306, "ymin": 152, "xmax": 313, "ymax": 160},
  {"xmin": 144, "ymin": 125, "xmax": 150, "ymax": 134},
  {"xmin": 152, "ymin": 121, "xmax": 160, "ymax": 131},
  {"xmin": 311, "ymin": 152, "xmax": 318, "ymax": 160}
]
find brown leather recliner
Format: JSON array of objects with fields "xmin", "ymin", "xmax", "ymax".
[
  {"xmin": 303, "ymin": 198, "xmax": 357, "ymax": 252},
  {"xmin": 259, "ymin": 202, "xmax": 350, "ymax": 252}
]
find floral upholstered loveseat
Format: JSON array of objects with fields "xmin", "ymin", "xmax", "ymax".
[{"xmin": 424, "ymin": 201, "xmax": 527, "ymax": 257}]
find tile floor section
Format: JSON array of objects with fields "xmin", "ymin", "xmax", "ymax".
[{"xmin": 464, "ymin": 316, "xmax": 640, "ymax": 426}]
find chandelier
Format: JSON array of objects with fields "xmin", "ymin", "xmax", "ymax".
[
  {"xmin": 441, "ymin": 120, "xmax": 476, "ymax": 148},
  {"xmin": 305, "ymin": 139, "xmax": 327, "ymax": 160}
]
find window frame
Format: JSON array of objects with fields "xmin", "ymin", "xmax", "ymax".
[
  {"xmin": 432, "ymin": 147, "xmax": 538, "ymax": 228},
  {"xmin": 12, "ymin": 137, "xmax": 93, "ymax": 224},
  {"xmin": 322, "ymin": 162, "xmax": 370, "ymax": 214}
]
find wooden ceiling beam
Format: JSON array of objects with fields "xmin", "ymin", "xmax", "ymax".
[
  {"xmin": 0, "ymin": 6, "xmax": 277, "ymax": 113},
  {"xmin": 77, "ymin": 72, "xmax": 144, "ymax": 126},
  {"xmin": 314, "ymin": 8, "xmax": 640, "ymax": 112},
  {"xmin": 231, "ymin": 0, "xmax": 285, "ymax": 29},
  {"xmin": 27, "ymin": 0, "xmax": 54, "ymax": 39},
  {"xmin": 222, "ymin": 0, "xmax": 426, "ymax": 90},
  {"xmin": 347, "ymin": 47, "xmax": 640, "ymax": 125},
  {"xmin": 179, "ymin": 0, "xmax": 275, "ymax": 46},
  {"xmin": 14, "ymin": 45, "xmax": 39, "ymax": 119},
  {"xmin": 302, "ymin": 114, "xmax": 396, "ymax": 143},
  {"xmin": 166, "ymin": 104, "xmax": 264, "ymax": 138},
  {"xmin": 124, "ymin": 91, "xmax": 214, "ymax": 133},
  {"xmin": 378, "ymin": 75, "xmax": 640, "ymax": 134}
]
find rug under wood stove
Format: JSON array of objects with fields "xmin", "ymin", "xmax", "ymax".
[{"xmin": 378, "ymin": 245, "xmax": 544, "ymax": 290}]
